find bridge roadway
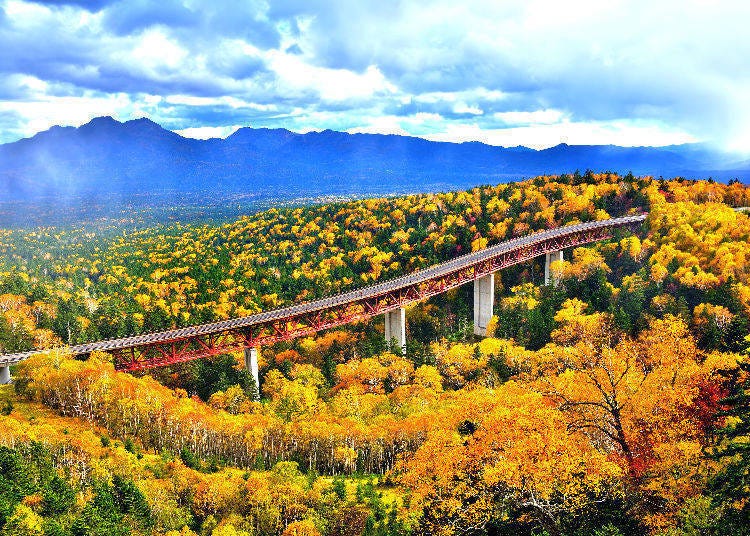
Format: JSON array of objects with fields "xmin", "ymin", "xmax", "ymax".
[{"xmin": 0, "ymin": 214, "xmax": 646, "ymax": 376}]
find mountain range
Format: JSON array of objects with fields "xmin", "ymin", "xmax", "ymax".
[{"xmin": 1, "ymin": 116, "xmax": 748, "ymax": 205}]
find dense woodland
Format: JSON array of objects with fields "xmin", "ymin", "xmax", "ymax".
[{"xmin": 1, "ymin": 172, "xmax": 750, "ymax": 536}]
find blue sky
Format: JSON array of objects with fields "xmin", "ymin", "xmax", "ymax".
[{"xmin": 1, "ymin": 0, "xmax": 749, "ymax": 151}]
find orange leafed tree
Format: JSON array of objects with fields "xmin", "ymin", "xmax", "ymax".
[{"xmin": 399, "ymin": 382, "xmax": 621, "ymax": 536}]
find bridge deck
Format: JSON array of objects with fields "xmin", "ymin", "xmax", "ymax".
[{"xmin": 0, "ymin": 214, "xmax": 646, "ymax": 366}]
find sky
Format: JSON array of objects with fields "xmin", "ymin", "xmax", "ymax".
[{"xmin": 0, "ymin": 0, "xmax": 749, "ymax": 151}]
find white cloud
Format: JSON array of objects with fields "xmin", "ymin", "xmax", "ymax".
[
  {"xmin": 8, "ymin": 74, "xmax": 49, "ymax": 93},
  {"xmin": 414, "ymin": 89, "xmax": 507, "ymax": 105},
  {"xmin": 1, "ymin": 0, "xmax": 749, "ymax": 151},
  {"xmin": 164, "ymin": 94, "xmax": 276, "ymax": 111},
  {"xmin": 174, "ymin": 125, "xmax": 242, "ymax": 139},
  {"xmin": 494, "ymin": 110, "xmax": 566, "ymax": 126},
  {"xmin": 0, "ymin": 92, "xmax": 136, "ymax": 138},
  {"xmin": 291, "ymin": 0, "xmax": 750, "ymax": 150},
  {"xmin": 4, "ymin": 0, "xmax": 49, "ymax": 21},
  {"xmin": 266, "ymin": 51, "xmax": 397, "ymax": 102},
  {"xmin": 453, "ymin": 102, "xmax": 482, "ymax": 115},
  {"xmin": 346, "ymin": 116, "xmax": 411, "ymax": 137},
  {"xmin": 423, "ymin": 120, "xmax": 698, "ymax": 149},
  {"xmin": 130, "ymin": 29, "xmax": 188, "ymax": 71},
  {"xmin": 330, "ymin": 112, "xmax": 696, "ymax": 149}
]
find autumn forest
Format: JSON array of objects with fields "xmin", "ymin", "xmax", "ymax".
[{"xmin": 1, "ymin": 172, "xmax": 750, "ymax": 536}]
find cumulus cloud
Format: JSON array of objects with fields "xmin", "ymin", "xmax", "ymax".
[
  {"xmin": 173, "ymin": 124, "xmax": 241, "ymax": 139},
  {"xmin": 0, "ymin": 0, "xmax": 748, "ymax": 152}
]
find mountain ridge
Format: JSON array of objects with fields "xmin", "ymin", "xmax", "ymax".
[{"xmin": 1, "ymin": 116, "xmax": 748, "ymax": 205}]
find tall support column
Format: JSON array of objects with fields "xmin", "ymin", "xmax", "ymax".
[
  {"xmin": 544, "ymin": 250, "xmax": 564, "ymax": 286},
  {"xmin": 473, "ymin": 273, "xmax": 495, "ymax": 336},
  {"xmin": 243, "ymin": 348, "xmax": 260, "ymax": 400},
  {"xmin": 384, "ymin": 308, "xmax": 406, "ymax": 354},
  {"xmin": 0, "ymin": 365, "xmax": 10, "ymax": 385}
]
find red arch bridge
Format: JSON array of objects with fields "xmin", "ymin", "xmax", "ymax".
[{"xmin": 0, "ymin": 214, "xmax": 646, "ymax": 385}]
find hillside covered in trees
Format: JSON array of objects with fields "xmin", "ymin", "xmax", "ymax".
[{"xmin": 1, "ymin": 173, "xmax": 750, "ymax": 536}]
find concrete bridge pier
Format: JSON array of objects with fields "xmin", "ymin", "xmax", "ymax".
[
  {"xmin": 473, "ymin": 273, "xmax": 495, "ymax": 336},
  {"xmin": 385, "ymin": 308, "xmax": 407, "ymax": 354},
  {"xmin": 0, "ymin": 365, "xmax": 10, "ymax": 385},
  {"xmin": 243, "ymin": 348, "xmax": 260, "ymax": 400},
  {"xmin": 544, "ymin": 250, "xmax": 564, "ymax": 286}
]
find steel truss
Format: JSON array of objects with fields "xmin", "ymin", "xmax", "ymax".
[{"xmin": 112, "ymin": 222, "xmax": 633, "ymax": 371}]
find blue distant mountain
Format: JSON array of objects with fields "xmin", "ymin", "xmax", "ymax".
[{"xmin": 1, "ymin": 116, "xmax": 748, "ymax": 204}]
